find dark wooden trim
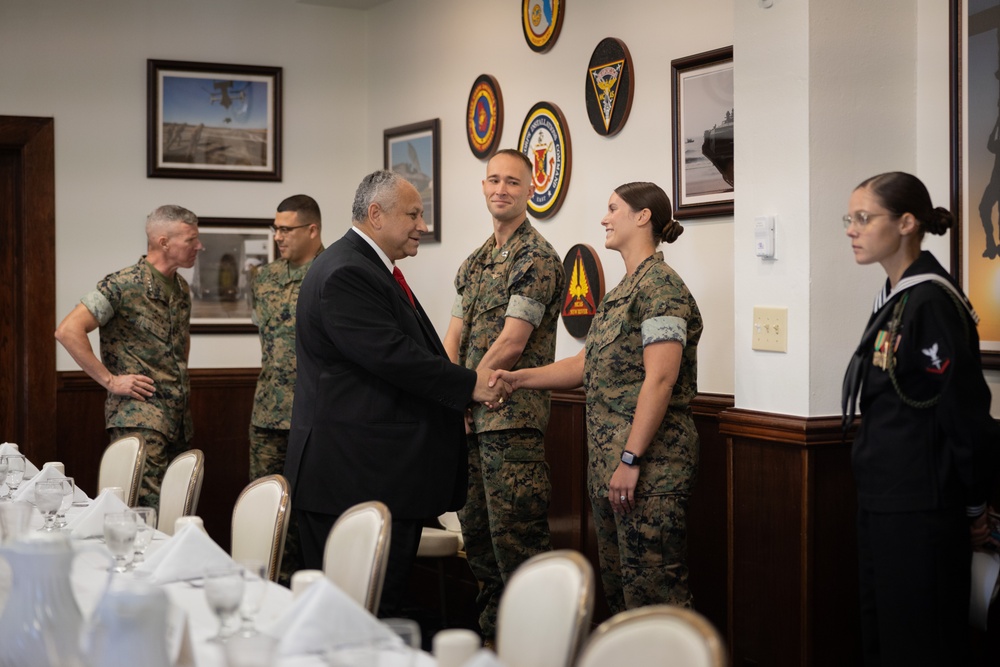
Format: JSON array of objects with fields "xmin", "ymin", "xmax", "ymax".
[{"xmin": 0, "ymin": 115, "xmax": 56, "ymax": 464}]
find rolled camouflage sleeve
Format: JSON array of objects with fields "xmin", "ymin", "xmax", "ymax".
[
  {"xmin": 451, "ymin": 292, "xmax": 464, "ymax": 319},
  {"xmin": 81, "ymin": 289, "xmax": 115, "ymax": 326},
  {"xmin": 506, "ymin": 252, "xmax": 560, "ymax": 327},
  {"xmin": 642, "ymin": 316, "xmax": 687, "ymax": 347}
]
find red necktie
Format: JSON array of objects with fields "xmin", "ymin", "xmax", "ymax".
[{"xmin": 392, "ymin": 266, "xmax": 415, "ymax": 308}]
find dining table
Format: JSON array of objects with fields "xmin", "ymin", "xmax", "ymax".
[{"xmin": 0, "ymin": 483, "xmax": 440, "ymax": 667}]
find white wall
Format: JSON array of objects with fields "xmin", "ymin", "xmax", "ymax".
[
  {"xmin": 0, "ymin": 0, "xmax": 368, "ymax": 370},
  {"xmin": 364, "ymin": 0, "xmax": 736, "ymax": 395}
]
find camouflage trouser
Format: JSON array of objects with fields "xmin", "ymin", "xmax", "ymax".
[
  {"xmin": 458, "ymin": 428, "xmax": 552, "ymax": 639},
  {"xmin": 591, "ymin": 492, "xmax": 692, "ymax": 614},
  {"xmin": 107, "ymin": 427, "xmax": 187, "ymax": 511},
  {"xmin": 248, "ymin": 425, "xmax": 302, "ymax": 587}
]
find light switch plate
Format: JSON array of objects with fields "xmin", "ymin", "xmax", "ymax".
[{"xmin": 752, "ymin": 306, "xmax": 787, "ymax": 352}]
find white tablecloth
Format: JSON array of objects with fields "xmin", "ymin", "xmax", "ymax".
[{"xmin": 0, "ymin": 502, "xmax": 436, "ymax": 667}]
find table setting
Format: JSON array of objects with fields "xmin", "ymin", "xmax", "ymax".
[{"xmin": 0, "ymin": 445, "xmax": 494, "ymax": 667}]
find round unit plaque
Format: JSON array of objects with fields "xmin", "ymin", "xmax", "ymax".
[
  {"xmin": 585, "ymin": 37, "xmax": 635, "ymax": 136},
  {"xmin": 522, "ymin": 0, "xmax": 564, "ymax": 53},
  {"xmin": 466, "ymin": 74, "xmax": 503, "ymax": 159},
  {"xmin": 518, "ymin": 101, "xmax": 572, "ymax": 220},
  {"xmin": 560, "ymin": 243, "xmax": 605, "ymax": 338}
]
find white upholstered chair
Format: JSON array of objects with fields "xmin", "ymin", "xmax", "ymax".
[
  {"xmin": 575, "ymin": 605, "xmax": 727, "ymax": 667},
  {"xmin": 322, "ymin": 500, "xmax": 391, "ymax": 615},
  {"xmin": 231, "ymin": 474, "xmax": 291, "ymax": 582},
  {"xmin": 157, "ymin": 449, "xmax": 204, "ymax": 535},
  {"xmin": 416, "ymin": 511, "xmax": 464, "ymax": 624},
  {"xmin": 496, "ymin": 549, "xmax": 594, "ymax": 667},
  {"xmin": 97, "ymin": 434, "xmax": 146, "ymax": 506}
]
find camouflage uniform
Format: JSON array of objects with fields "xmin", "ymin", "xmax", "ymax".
[
  {"xmin": 249, "ymin": 252, "xmax": 320, "ymax": 584},
  {"xmin": 81, "ymin": 257, "xmax": 193, "ymax": 509},
  {"xmin": 452, "ymin": 219, "xmax": 564, "ymax": 638},
  {"xmin": 583, "ymin": 251, "xmax": 702, "ymax": 613}
]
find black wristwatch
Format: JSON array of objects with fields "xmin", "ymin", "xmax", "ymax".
[{"xmin": 621, "ymin": 450, "xmax": 641, "ymax": 466}]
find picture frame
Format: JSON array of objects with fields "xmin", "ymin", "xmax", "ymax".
[
  {"xmin": 951, "ymin": 0, "xmax": 1000, "ymax": 367},
  {"xmin": 670, "ymin": 46, "xmax": 734, "ymax": 220},
  {"xmin": 176, "ymin": 218, "xmax": 275, "ymax": 334},
  {"xmin": 384, "ymin": 119, "xmax": 441, "ymax": 243},
  {"xmin": 147, "ymin": 59, "xmax": 282, "ymax": 181}
]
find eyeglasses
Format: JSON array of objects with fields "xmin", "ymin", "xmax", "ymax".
[
  {"xmin": 842, "ymin": 211, "xmax": 895, "ymax": 229},
  {"xmin": 269, "ymin": 223, "xmax": 312, "ymax": 235}
]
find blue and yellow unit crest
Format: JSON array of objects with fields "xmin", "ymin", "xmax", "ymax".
[
  {"xmin": 522, "ymin": 0, "xmax": 563, "ymax": 53},
  {"xmin": 519, "ymin": 101, "xmax": 572, "ymax": 219},
  {"xmin": 466, "ymin": 74, "xmax": 503, "ymax": 159}
]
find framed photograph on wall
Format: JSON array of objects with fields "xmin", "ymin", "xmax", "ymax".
[
  {"xmin": 147, "ymin": 59, "xmax": 282, "ymax": 181},
  {"xmin": 384, "ymin": 119, "xmax": 441, "ymax": 242},
  {"xmin": 175, "ymin": 218, "xmax": 275, "ymax": 333},
  {"xmin": 951, "ymin": 0, "xmax": 1000, "ymax": 367},
  {"xmin": 670, "ymin": 46, "xmax": 734, "ymax": 220}
]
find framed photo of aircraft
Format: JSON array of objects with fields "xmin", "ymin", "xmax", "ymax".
[
  {"xmin": 147, "ymin": 60, "xmax": 282, "ymax": 181},
  {"xmin": 670, "ymin": 47, "xmax": 734, "ymax": 220},
  {"xmin": 950, "ymin": 0, "xmax": 1000, "ymax": 368},
  {"xmin": 384, "ymin": 118, "xmax": 441, "ymax": 243}
]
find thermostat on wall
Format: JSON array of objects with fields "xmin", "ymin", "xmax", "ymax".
[{"xmin": 754, "ymin": 215, "xmax": 775, "ymax": 258}]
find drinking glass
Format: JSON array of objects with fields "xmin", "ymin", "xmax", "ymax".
[
  {"xmin": 0, "ymin": 501, "xmax": 33, "ymax": 543},
  {"xmin": 236, "ymin": 560, "xmax": 268, "ymax": 637},
  {"xmin": 2, "ymin": 455, "xmax": 25, "ymax": 500},
  {"xmin": 34, "ymin": 480, "xmax": 63, "ymax": 531},
  {"xmin": 103, "ymin": 511, "xmax": 138, "ymax": 573},
  {"xmin": 204, "ymin": 564, "xmax": 245, "ymax": 643},
  {"xmin": 130, "ymin": 506, "xmax": 157, "ymax": 564},
  {"xmin": 54, "ymin": 476, "xmax": 75, "ymax": 528}
]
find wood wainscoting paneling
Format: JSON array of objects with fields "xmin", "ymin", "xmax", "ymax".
[
  {"xmin": 720, "ymin": 408, "xmax": 859, "ymax": 667},
  {"xmin": 56, "ymin": 370, "xmax": 733, "ymax": 642}
]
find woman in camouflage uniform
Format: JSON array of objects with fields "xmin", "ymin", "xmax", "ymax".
[{"xmin": 494, "ymin": 181, "xmax": 702, "ymax": 612}]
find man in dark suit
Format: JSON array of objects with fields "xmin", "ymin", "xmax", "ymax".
[{"xmin": 285, "ymin": 170, "xmax": 507, "ymax": 615}]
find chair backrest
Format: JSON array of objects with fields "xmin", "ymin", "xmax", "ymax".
[
  {"xmin": 496, "ymin": 550, "xmax": 594, "ymax": 667},
  {"xmin": 231, "ymin": 474, "xmax": 290, "ymax": 582},
  {"xmin": 322, "ymin": 500, "xmax": 391, "ymax": 615},
  {"xmin": 575, "ymin": 605, "xmax": 727, "ymax": 667},
  {"xmin": 97, "ymin": 435, "xmax": 146, "ymax": 506},
  {"xmin": 157, "ymin": 449, "xmax": 204, "ymax": 535}
]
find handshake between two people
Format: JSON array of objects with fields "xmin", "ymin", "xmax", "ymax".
[{"xmin": 471, "ymin": 368, "xmax": 523, "ymax": 410}]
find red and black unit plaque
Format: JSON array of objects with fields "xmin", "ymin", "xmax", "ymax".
[
  {"xmin": 585, "ymin": 37, "xmax": 634, "ymax": 137},
  {"xmin": 519, "ymin": 101, "xmax": 572, "ymax": 220},
  {"xmin": 466, "ymin": 74, "xmax": 503, "ymax": 159},
  {"xmin": 561, "ymin": 243, "xmax": 605, "ymax": 338}
]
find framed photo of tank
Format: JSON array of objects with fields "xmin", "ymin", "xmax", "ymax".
[
  {"xmin": 384, "ymin": 119, "xmax": 441, "ymax": 243},
  {"xmin": 175, "ymin": 218, "xmax": 275, "ymax": 334},
  {"xmin": 951, "ymin": 0, "xmax": 1000, "ymax": 368},
  {"xmin": 670, "ymin": 46, "xmax": 734, "ymax": 220},
  {"xmin": 147, "ymin": 59, "xmax": 282, "ymax": 181}
]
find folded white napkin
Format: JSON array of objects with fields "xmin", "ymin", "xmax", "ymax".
[
  {"xmin": 134, "ymin": 523, "xmax": 233, "ymax": 584},
  {"xmin": 264, "ymin": 577, "xmax": 399, "ymax": 657},
  {"xmin": 67, "ymin": 488, "xmax": 130, "ymax": 538},
  {"xmin": 13, "ymin": 465, "xmax": 88, "ymax": 504},
  {"xmin": 0, "ymin": 442, "xmax": 41, "ymax": 478}
]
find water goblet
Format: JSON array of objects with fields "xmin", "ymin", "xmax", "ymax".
[
  {"xmin": 34, "ymin": 480, "xmax": 63, "ymax": 531},
  {"xmin": 2, "ymin": 455, "xmax": 25, "ymax": 500},
  {"xmin": 204, "ymin": 564, "xmax": 245, "ymax": 643},
  {"xmin": 236, "ymin": 560, "xmax": 268, "ymax": 637},
  {"xmin": 103, "ymin": 511, "xmax": 138, "ymax": 573},
  {"xmin": 130, "ymin": 506, "xmax": 157, "ymax": 565},
  {"xmin": 54, "ymin": 476, "xmax": 75, "ymax": 528}
]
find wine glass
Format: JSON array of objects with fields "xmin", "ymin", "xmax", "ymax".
[
  {"xmin": 54, "ymin": 476, "xmax": 75, "ymax": 528},
  {"xmin": 236, "ymin": 560, "xmax": 268, "ymax": 637},
  {"xmin": 204, "ymin": 564, "xmax": 245, "ymax": 643},
  {"xmin": 130, "ymin": 506, "xmax": 157, "ymax": 564},
  {"xmin": 2, "ymin": 455, "xmax": 25, "ymax": 500},
  {"xmin": 103, "ymin": 511, "xmax": 138, "ymax": 573},
  {"xmin": 34, "ymin": 480, "xmax": 63, "ymax": 531}
]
